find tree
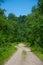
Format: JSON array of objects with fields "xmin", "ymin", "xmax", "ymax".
[
  {"xmin": 38, "ymin": 0, "xmax": 43, "ymax": 14},
  {"xmin": 32, "ymin": 6, "xmax": 37, "ymax": 13},
  {"xmin": 8, "ymin": 13, "xmax": 17, "ymax": 21},
  {"xmin": 0, "ymin": 8, "xmax": 6, "ymax": 16}
]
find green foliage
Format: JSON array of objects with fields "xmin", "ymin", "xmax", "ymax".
[
  {"xmin": 0, "ymin": 3, "xmax": 43, "ymax": 47},
  {"xmin": 38, "ymin": 0, "xmax": 43, "ymax": 14},
  {"xmin": 31, "ymin": 46, "xmax": 43, "ymax": 61},
  {"xmin": 8, "ymin": 13, "xmax": 17, "ymax": 21},
  {"xmin": 0, "ymin": 43, "xmax": 17, "ymax": 65},
  {"xmin": 0, "ymin": 0, "xmax": 43, "ymax": 63}
]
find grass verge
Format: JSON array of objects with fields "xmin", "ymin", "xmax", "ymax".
[
  {"xmin": 31, "ymin": 46, "xmax": 43, "ymax": 61},
  {"xmin": 24, "ymin": 42, "xmax": 43, "ymax": 61},
  {"xmin": 0, "ymin": 43, "xmax": 17, "ymax": 65},
  {"xmin": 22, "ymin": 50, "xmax": 27, "ymax": 60}
]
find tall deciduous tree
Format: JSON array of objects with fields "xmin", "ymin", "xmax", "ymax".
[
  {"xmin": 8, "ymin": 13, "xmax": 17, "ymax": 21},
  {"xmin": 38, "ymin": 0, "xmax": 43, "ymax": 14}
]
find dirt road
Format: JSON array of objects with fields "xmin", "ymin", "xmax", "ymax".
[{"xmin": 4, "ymin": 44, "xmax": 43, "ymax": 65}]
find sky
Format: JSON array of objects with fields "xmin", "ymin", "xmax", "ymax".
[{"xmin": 1, "ymin": 0, "xmax": 37, "ymax": 16}]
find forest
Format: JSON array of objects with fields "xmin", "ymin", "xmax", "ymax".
[{"xmin": 0, "ymin": 0, "xmax": 43, "ymax": 65}]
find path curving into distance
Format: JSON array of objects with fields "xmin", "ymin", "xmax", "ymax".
[{"xmin": 4, "ymin": 43, "xmax": 43, "ymax": 65}]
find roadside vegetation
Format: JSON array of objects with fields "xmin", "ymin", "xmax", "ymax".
[
  {"xmin": 0, "ymin": 0, "xmax": 43, "ymax": 64},
  {"xmin": 22, "ymin": 50, "xmax": 27, "ymax": 59},
  {"xmin": 31, "ymin": 46, "xmax": 43, "ymax": 61},
  {"xmin": 0, "ymin": 43, "xmax": 17, "ymax": 65}
]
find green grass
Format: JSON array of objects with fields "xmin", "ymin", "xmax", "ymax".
[
  {"xmin": 31, "ymin": 46, "xmax": 43, "ymax": 61},
  {"xmin": 23, "ymin": 42, "xmax": 30, "ymax": 47},
  {"xmin": 0, "ymin": 43, "xmax": 17, "ymax": 65},
  {"xmin": 24, "ymin": 42, "xmax": 43, "ymax": 61},
  {"xmin": 22, "ymin": 50, "xmax": 27, "ymax": 59}
]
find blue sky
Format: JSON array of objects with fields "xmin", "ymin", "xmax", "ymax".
[{"xmin": 1, "ymin": 0, "xmax": 37, "ymax": 16}]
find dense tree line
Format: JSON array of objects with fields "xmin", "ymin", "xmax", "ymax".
[{"xmin": 0, "ymin": 0, "xmax": 43, "ymax": 49}]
